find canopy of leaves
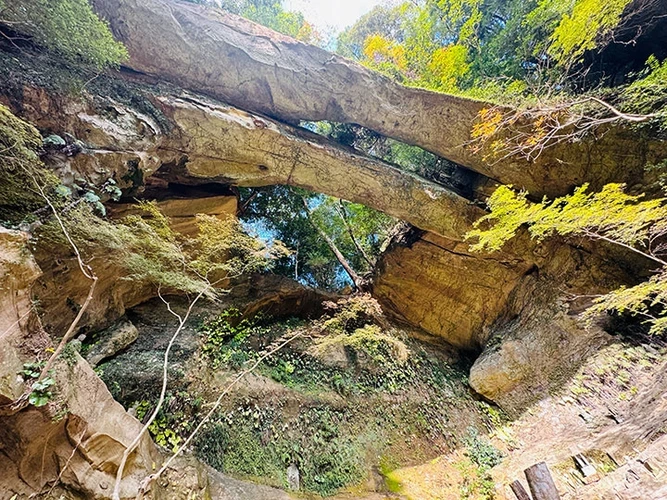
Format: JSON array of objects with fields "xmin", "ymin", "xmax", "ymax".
[
  {"xmin": 212, "ymin": 0, "xmax": 319, "ymax": 43},
  {"xmin": 549, "ymin": 0, "xmax": 632, "ymax": 66},
  {"xmin": 1, "ymin": 0, "xmax": 127, "ymax": 68},
  {"xmin": 337, "ymin": 0, "xmax": 640, "ymax": 96},
  {"xmin": 466, "ymin": 183, "xmax": 667, "ymax": 255}
]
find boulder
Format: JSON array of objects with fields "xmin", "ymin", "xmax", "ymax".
[{"xmin": 86, "ymin": 319, "xmax": 140, "ymax": 367}]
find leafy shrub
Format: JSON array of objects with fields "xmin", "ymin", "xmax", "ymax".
[
  {"xmin": 466, "ymin": 183, "xmax": 667, "ymax": 334},
  {"xmin": 29, "ymin": 377, "xmax": 55, "ymax": 407},
  {"xmin": 464, "ymin": 427, "xmax": 503, "ymax": 471},
  {"xmin": 21, "ymin": 362, "xmax": 55, "ymax": 407}
]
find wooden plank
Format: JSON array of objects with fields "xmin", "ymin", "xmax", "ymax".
[
  {"xmin": 525, "ymin": 462, "xmax": 560, "ymax": 500},
  {"xmin": 510, "ymin": 479, "xmax": 533, "ymax": 500}
]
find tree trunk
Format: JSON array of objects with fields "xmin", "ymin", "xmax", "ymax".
[
  {"xmin": 301, "ymin": 197, "xmax": 364, "ymax": 290},
  {"xmin": 336, "ymin": 199, "xmax": 374, "ymax": 269}
]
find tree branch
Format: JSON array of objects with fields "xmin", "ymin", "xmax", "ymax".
[{"xmin": 336, "ymin": 199, "xmax": 374, "ymax": 269}]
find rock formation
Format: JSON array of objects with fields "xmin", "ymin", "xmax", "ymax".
[
  {"xmin": 94, "ymin": 0, "xmax": 667, "ymax": 197},
  {"xmin": 2, "ymin": 1, "xmax": 667, "ymax": 498}
]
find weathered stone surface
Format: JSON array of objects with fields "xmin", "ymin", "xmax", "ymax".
[
  {"xmin": 152, "ymin": 93, "xmax": 481, "ymax": 239},
  {"xmin": 468, "ymin": 297, "xmax": 611, "ymax": 411},
  {"xmin": 86, "ymin": 319, "xmax": 140, "ymax": 367},
  {"xmin": 8, "ymin": 83, "xmax": 478, "ymax": 240},
  {"xmin": 235, "ymin": 273, "xmax": 339, "ymax": 320},
  {"xmin": 110, "ymin": 192, "xmax": 239, "ymax": 236},
  {"xmin": 94, "ymin": 0, "xmax": 667, "ymax": 197},
  {"xmin": 0, "ymin": 233, "xmax": 159, "ymax": 499},
  {"xmin": 207, "ymin": 465, "xmax": 292, "ymax": 500},
  {"xmin": 375, "ymin": 223, "xmax": 648, "ymax": 395},
  {"xmin": 33, "ymin": 242, "xmax": 156, "ymax": 341},
  {"xmin": 373, "ymin": 229, "xmax": 535, "ymax": 351},
  {"xmin": 0, "ymin": 229, "xmax": 42, "ymax": 402}
]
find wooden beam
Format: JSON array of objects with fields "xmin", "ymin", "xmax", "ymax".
[
  {"xmin": 525, "ymin": 462, "xmax": 560, "ymax": 500},
  {"xmin": 510, "ymin": 479, "xmax": 532, "ymax": 500}
]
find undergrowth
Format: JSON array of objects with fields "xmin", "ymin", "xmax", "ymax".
[{"xmin": 134, "ymin": 297, "xmax": 501, "ymax": 497}]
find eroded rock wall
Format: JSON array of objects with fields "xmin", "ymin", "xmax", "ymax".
[{"xmin": 0, "ymin": 229, "xmax": 159, "ymax": 499}]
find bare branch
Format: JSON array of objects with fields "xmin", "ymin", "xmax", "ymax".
[{"xmin": 111, "ymin": 285, "xmax": 211, "ymax": 500}]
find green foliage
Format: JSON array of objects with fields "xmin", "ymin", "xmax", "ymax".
[
  {"xmin": 217, "ymin": 0, "xmax": 319, "ymax": 43},
  {"xmin": 21, "ymin": 362, "xmax": 55, "ymax": 407},
  {"xmin": 200, "ymin": 308, "xmax": 258, "ymax": 369},
  {"xmin": 466, "ymin": 183, "xmax": 667, "ymax": 253},
  {"xmin": 149, "ymin": 417, "xmax": 182, "ymax": 452},
  {"xmin": 621, "ymin": 56, "xmax": 667, "ymax": 129},
  {"xmin": 29, "ymin": 377, "xmax": 55, "ymax": 407},
  {"xmin": 133, "ymin": 393, "xmax": 202, "ymax": 452},
  {"xmin": 464, "ymin": 427, "xmax": 503, "ymax": 471},
  {"xmin": 586, "ymin": 271, "xmax": 667, "ymax": 335},
  {"xmin": 21, "ymin": 361, "xmax": 45, "ymax": 380},
  {"xmin": 549, "ymin": 0, "xmax": 632, "ymax": 65},
  {"xmin": 337, "ymin": 0, "xmax": 637, "ymax": 97},
  {"xmin": 467, "ymin": 183, "xmax": 667, "ymax": 334},
  {"xmin": 0, "ymin": 104, "xmax": 57, "ymax": 224},
  {"xmin": 1, "ymin": 0, "xmax": 128, "ymax": 69},
  {"xmin": 195, "ymin": 404, "xmax": 365, "ymax": 496},
  {"xmin": 59, "ymin": 342, "xmax": 80, "ymax": 367},
  {"xmin": 241, "ymin": 186, "xmax": 394, "ymax": 290},
  {"xmin": 36, "ymin": 203, "xmax": 281, "ymax": 300}
]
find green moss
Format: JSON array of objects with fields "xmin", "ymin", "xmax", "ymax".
[
  {"xmin": 0, "ymin": 103, "xmax": 60, "ymax": 224},
  {"xmin": 194, "ymin": 404, "xmax": 365, "ymax": 496}
]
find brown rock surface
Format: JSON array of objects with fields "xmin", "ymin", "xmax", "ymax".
[
  {"xmin": 0, "ymin": 228, "xmax": 43, "ymax": 403},
  {"xmin": 154, "ymin": 93, "xmax": 479, "ymax": 239},
  {"xmin": 8, "ymin": 84, "xmax": 479, "ymax": 240},
  {"xmin": 110, "ymin": 193, "xmax": 239, "ymax": 236},
  {"xmin": 93, "ymin": 0, "xmax": 667, "ymax": 197},
  {"xmin": 373, "ymin": 230, "xmax": 535, "ymax": 351},
  {"xmin": 0, "ymin": 230, "xmax": 158, "ymax": 499},
  {"xmin": 85, "ymin": 319, "xmax": 140, "ymax": 367}
]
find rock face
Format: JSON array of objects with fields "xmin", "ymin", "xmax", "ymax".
[
  {"xmin": 0, "ymin": 229, "xmax": 159, "ymax": 500},
  {"xmin": 110, "ymin": 190, "xmax": 239, "ymax": 237},
  {"xmin": 373, "ymin": 230, "xmax": 535, "ymax": 351},
  {"xmin": 94, "ymin": 0, "xmax": 667, "ymax": 197},
  {"xmin": 0, "ymin": 228, "xmax": 43, "ymax": 404},
  {"xmin": 375, "ymin": 226, "xmax": 648, "ymax": 407},
  {"xmin": 467, "ymin": 293, "xmax": 612, "ymax": 411},
  {"xmin": 85, "ymin": 319, "xmax": 140, "ymax": 367},
  {"xmin": 8, "ymin": 80, "xmax": 478, "ymax": 241},
  {"xmin": 154, "ymin": 93, "xmax": 480, "ymax": 239}
]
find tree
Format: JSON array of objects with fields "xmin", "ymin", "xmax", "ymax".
[
  {"xmin": 337, "ymin": 0, "xmax": 653, "ymax": 97},
  {"xmin": 215, "ymin": 0, "xmax": 320, "ymax": 43},
  {"xmin": 0, "ymin": 0, "xmax": 127, "ymax": 69},
  {"xmin": 302, "ymin": 196, "xmax": 364, "ymax": 290},
  {"xmin": 240, "ymin": 186, "xmax": 395, "ymax": 291},
  {"xmin": 465, "ymin": 183, "xmax": 667, "ymax": 334}
]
